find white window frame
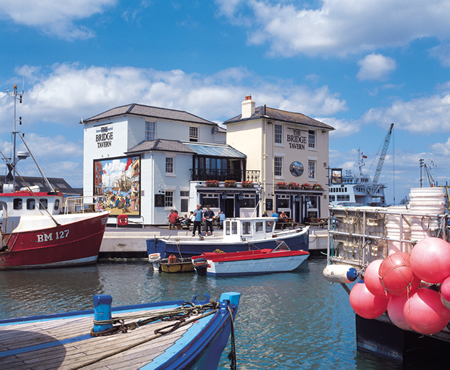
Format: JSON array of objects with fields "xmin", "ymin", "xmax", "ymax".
[
  {"xmin": 189, "ymin": 126, "xmax": 199, "ymax": 142},
  {"xmin": 274, "ymin": 156, "xmax": 283, "ymax": 178},
  {"xmin": 164, "ymin": 190, "xmax": 174, "ymax": 209},
  {"xmin": 308, "ymin": 160, "xmax": 316, "ymax": 180},
  {"xmin": 308, "ymin": 130, "xmax": 316, "ymax": 149},
  {"xmin": 180, "ymin": 189, "xmax": 189, "ymax": 213},
  {"xmin": 274, "ymin": 124, "xmax": 283, "ymax": 145},
  {"xmin": 145, "ymin": 121, "xmax": 156, "ymax": 141},
  {"xmin": 165, "ymin": 155, "xmax": 175, "ymax": 176}
]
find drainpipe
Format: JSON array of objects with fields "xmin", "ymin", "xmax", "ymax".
[
  {"xmin": 262, "ymin": 118, "xmax": 266, "ymax": 216},
  {"xmin": 150, "ymin": 153, "xmax": 154, "ymax": 225}
]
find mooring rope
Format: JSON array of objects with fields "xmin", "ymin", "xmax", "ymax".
[
  {"xmin": 92, "ymin": 303, "xmax": 209, "ymax": 327},
  {"xmin": 71, "ymin": 305, "xmax": 220, "ymax": 370},
  {"xmin": 227, "ymin": 305, "xmax": 237, "ymax": 370}
]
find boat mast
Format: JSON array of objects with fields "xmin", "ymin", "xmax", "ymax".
[{"xmin": 6, "ymin": 85, "xmax": 24, "ymax": 190}]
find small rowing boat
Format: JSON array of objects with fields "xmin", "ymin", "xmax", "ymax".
[{"xmin": 192, "ymin": 241, "xmax": 309, "ymax": 276}]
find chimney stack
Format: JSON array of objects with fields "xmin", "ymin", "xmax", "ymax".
[{"xmin": 241, "ymin": 95, "xmax": 255, "ymax": 118}]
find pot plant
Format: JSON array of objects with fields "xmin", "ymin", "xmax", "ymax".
[
  {"xmin": 224, "ymin": 180, "xmax": 237, "ymax": 188},
  {"xmin": 206, "ymin": 180, "xmax": 219, "ymax": 187}
]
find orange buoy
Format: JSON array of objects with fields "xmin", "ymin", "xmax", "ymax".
[
  {"xmin": 364, "ymin": 259, "xmax": 390, "ymax": 298},
  {"xmin": 404, "ymin": 288, "xmax": 450, "ymax": 335},
  {"xmin": 379, "ymin": 252, "xmax": 420, "ymax": 296},
  {"xmin": 349, "ymin": 280, "xmax": 389, "ymax": 319},
  {"xmin": 168, "ymin": 254, "xmax": 177, "ymax": 264},
  {"xmin": 410, "ymin": 237, "xmax": 450, "ymax": 284}
]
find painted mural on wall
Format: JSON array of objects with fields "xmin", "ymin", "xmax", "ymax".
[{"xmin": 94, "ymin": 156, "xmax": 140, "ymax": 216}]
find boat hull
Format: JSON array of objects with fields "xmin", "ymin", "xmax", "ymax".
[
  {"xmin": 0, "ymin": 212, "xmax": 109, "ymax": 269},
  {"xmin": 147, "ymin": 228, "xmax": 309, "ymax": 258},
  {"xmin": 160, "ymin": 260, "xmax": 195, "ymax": 273},
  {"xmin": 193, "ymin": 249, "xmax": 310, "ymax": 276},
  {"xmin": 0, "ymin": 292, "xmax": 241, "ymax": 370}
]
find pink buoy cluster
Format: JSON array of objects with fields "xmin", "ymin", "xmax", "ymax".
[{"xmin": 349, "ymin": 238, "xmax": 450, "ymax": 335}]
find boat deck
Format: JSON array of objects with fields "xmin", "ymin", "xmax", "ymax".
[{"xmin": 0, "ymin": 308, "xmax": 199, "ymax": 370}]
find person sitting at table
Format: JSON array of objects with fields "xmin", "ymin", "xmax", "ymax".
[
  {"xmin": 181, "ymin": 212, "xmax": 192, "ymax": 227},
  {"xmin": 279, "ymin": 211, "xmax": 288, "ymax": 229},
  {"xmin": 168, "ymin": 209, "xmax": 178, "ymax": 230}
]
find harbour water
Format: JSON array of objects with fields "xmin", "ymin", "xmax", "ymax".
[{"xmin": 0, "ymin": 257, "xmax": 400, "ymax": 369}]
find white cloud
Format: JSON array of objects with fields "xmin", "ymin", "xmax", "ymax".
[
  {"xmin": 0, "ymin": 63, "xmax": 348, "ymax": 130},
  {"xmin": 0, "ymin": 0, "xmax": 117, "ymax": 40},
  {"xmin": 362, "ymin": 91, "xmax": 450, "ymax": 133},
  {"xmin": 319, "ymin": 117, "xmax": 359, "ymax": 139},
  {"xmin": 216, "ymin": 0, "xmax": 450, "ymax": 57},
  {"xmin": 357, "ymin": 54, "xmax": 396, "ymax": 81},
  {"xmin": 432, "ymin": 137, "xmax": 450, "ymax": 156}
]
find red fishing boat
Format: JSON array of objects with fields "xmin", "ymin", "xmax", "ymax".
[{"xmin": 0, "ymin": 85, "xmax": 109, "ymax": 269}]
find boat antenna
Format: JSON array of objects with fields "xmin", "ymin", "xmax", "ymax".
[
  {"xmin": 17, "ymin": 132, "xmax": 56, "ymax": 193},
  {"xmin": 0, "ymin": 149, "xmax": 60, "ymax": 226},
  {"xmin": 5, "ymin": 85, "xmax": 24, "ymax": 190}
]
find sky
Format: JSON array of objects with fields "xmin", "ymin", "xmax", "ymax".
[{"xmin": 1, "ymin": 0, "xmax": 450, "ymax": 204}]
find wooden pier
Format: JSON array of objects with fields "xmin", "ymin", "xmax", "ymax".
[{"xmin": 0, "ymin": 308, "xmax": 198, "ymax": 369}]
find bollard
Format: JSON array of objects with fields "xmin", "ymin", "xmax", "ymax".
[{"xmin": 93, "ymin": 294, "xmax": 113, "ymax": 333}]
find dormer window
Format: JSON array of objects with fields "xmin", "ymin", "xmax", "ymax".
[{"xmin": 189, "ymin": 126, "xmax": 198, "ymax": 142}]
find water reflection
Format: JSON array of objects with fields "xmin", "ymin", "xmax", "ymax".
[{"xmin": 0, "ymin": 258, "xmax": 390, "ymax": 369}]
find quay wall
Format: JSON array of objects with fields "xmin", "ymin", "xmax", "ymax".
[{"xmin": 99, "ymin": 227, "xmax": 328, "ymax": 258}]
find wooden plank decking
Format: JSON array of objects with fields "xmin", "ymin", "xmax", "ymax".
[{"xmin": 0, "ymin": 309, "xmax": 199, "ymax": 370}]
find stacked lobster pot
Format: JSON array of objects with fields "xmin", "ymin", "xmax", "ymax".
[{"xmin": 409, "ymin": 187, "xmax": 445, "ymax": 241}]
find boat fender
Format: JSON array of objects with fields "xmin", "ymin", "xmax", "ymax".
[
  {"xmin": 323, "ymin": 264, "xmax": 358, "ymax": 284},
  {"xmin": 168, "ymin": 254, "xmax": 177, "ymax": 264}
]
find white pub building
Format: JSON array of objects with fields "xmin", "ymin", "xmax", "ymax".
[{"xmin": 82, "ymin": 98, "xmax": 333, "ymax": 225}]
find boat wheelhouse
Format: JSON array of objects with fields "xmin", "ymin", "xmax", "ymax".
[{"xmin": 147, "ymin": 217, "xmax": 309, "ymax": 259}]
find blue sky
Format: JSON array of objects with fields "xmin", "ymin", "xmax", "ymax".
[{"xmin": 1, "ymin": 0, "xmax": 450, "ymax": 203}]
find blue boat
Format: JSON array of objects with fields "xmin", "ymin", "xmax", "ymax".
[
  {"xmin": 147, "ymin": 217, "xmax": 310, "ymax": 259},
  {"xmin": 0, "ymin": 292, "xmax": 241, "ymax": 369}
]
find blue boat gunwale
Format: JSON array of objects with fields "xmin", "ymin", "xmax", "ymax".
[
  {"xmin": 0, "ymin": 299, "xmax": 186, "ymax": 326},
  {"xmin": 147, "ymin": 301, "xmax": 239, "ymax": 369}
]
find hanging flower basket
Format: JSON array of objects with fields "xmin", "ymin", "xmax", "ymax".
[
  {"xmin": 277, "ymin": 182, "xmax": 288, "ymax": 189},
  {"xmin": 302, "ymin": 183, "xmax": 312, "ymax": 190},
  {"xmin": 206, "ymin": 180, "xmax": 219, "ymax": 187},
  {"xmin": 313, "ymin": 184, "xmax": 323, "ymax": 190},
  {"xmin": 289, "ymin": 182, "xmax": 300, "ymax": 190},
  {"xmin": 225, "ymin": 180, "xmax": 237, "ymax": 188},
  {"xmin": 242, "ymin": 181, "xmax": 254, "ymax": 188}
]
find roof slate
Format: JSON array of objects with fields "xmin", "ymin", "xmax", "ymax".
[
  {"xmin": 223, "ymin": 105, "xmax": 335, "ymax": 130},
  {"xmin": 84, "ymin": 103, "xmax": 215, "ymax": 125},
  {"xmin": 126, "ymin": 139, "xmax": 195, "ymax": 155},
  {"xmin": 126, "ymin": 139, "xmax": 245, "ymax": 159}
]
